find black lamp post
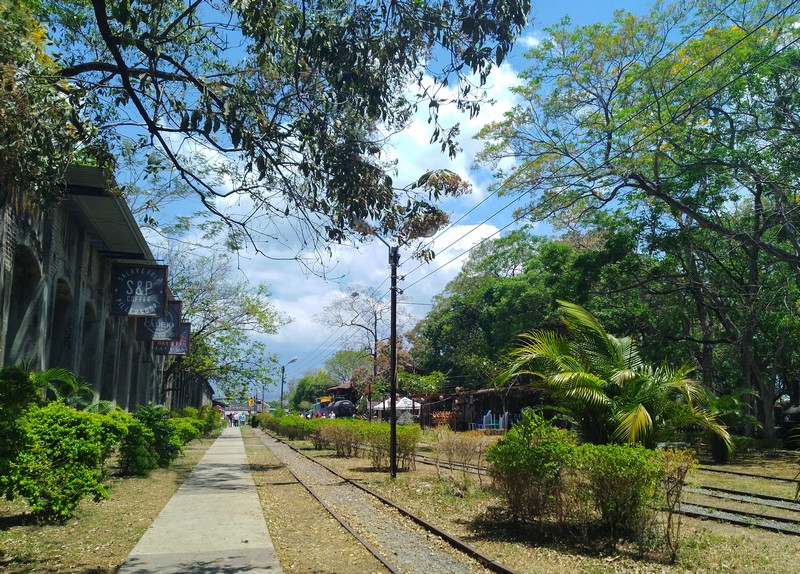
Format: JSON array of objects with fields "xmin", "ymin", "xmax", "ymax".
[
  {"xmin": 357, "ymin": 220, "xmax": 440, "ymax": 479},
  {"xmin": 280, "ymin": 356, "xmax": 298, "ymax": 411}
]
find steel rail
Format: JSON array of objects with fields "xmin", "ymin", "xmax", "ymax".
[
  {"xmin": 262, "ymin": 430, "xmax": 519, "ymax": 574},
  {"xmin": 273, "ymin": 454, "xmax": 402, "ymax": 574},
  {"xmin": 697, "ymin": 466, "xmax": 799, "ymax": 483},
  {"xmin": 692, "ymin": 485, "xmax": 800, "ymax": 511},
  {"xmin": 679, "ymin": 501, "xmax": 800, "ymax": 535}
]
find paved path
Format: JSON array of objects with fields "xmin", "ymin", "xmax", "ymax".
[{"xmin": 118, "ymin": 427, "xmax": 284, "ymax": 573}]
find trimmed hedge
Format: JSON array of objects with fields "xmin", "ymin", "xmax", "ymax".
[{"xmin": 260, "ymin": 414, "xmax": 421, "ymax": 471}]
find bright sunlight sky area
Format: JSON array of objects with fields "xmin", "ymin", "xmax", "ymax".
[{"xmin": 175, "ymin": 1, "xmax": 652, "ymax": 399}]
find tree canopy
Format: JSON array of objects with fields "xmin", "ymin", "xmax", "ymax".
[
  {"xmin": 474, "ymin": 0, "xmax": 800, "ymax": 437},
  {"xmin": 0, "ymin": 0, "xmax": 87, "ymax": 206},
  {"xmin": 161, "ymin": 247, "xmax": 287, "ymax": 400},
  {"xmin": 25, "ymin": 0, "xmax": 531, "ymax": 257}
]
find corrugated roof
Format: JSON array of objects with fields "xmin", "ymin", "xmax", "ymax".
[{"xmin": 61, "ymin": 165, "xmax": 156, "ymax": 262}]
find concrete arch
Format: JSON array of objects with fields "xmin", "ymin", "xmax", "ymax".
[
  {"xmin": 5, "ymin": 245, "xmax": 44, "ymax": 367},
  {"xmin": 48, "ymin": 278, "xmax": 75, "ymax": 370}
]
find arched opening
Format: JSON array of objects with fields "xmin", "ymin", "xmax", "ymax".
[
  {"xmin": 5, "ymin": 246, "xmax": 43, "ymax": 366},
  {"xmin": 48, "ymin": 279, "xmax": 75, "ymax": 370},
  {"xmin": 79, "ymin": 303, "xmax": 100, "ymax": 395}
]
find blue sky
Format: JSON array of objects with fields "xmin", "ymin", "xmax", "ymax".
[{"xmin": 227, "ymin": 1, "xmax": 653, "ymax": 399}]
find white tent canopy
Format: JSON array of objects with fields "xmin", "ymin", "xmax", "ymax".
[{"xmin": 372, "ymin": 396, "xmax": 421, "ymax": 411}]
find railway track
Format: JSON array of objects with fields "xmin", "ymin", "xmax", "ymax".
[
  {"xmin": 260, "ymin": 430, "xmax": 800, "ymax": 541},
  {"xmin": 697, "ymin": 464, "xmax": 798, "ymax": 483},
  {"xmin": 253, "ymin": 429, "xmax": 517, "ymax": 574}
]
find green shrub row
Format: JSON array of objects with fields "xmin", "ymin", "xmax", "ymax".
[
  {"xmin": 259, "ymin": 414, "xmax": 421, "ymax": 472},
  {"xmin": 0, "ymin": 364, "xmax": 222, "ymax": 520},
  {"xmin": 486, "ymin": 409, "xmax": 696, "ymax": 554}
]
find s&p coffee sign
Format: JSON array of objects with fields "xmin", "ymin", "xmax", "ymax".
[{"xmin": 110, "ymin": 264, "xmax": 168, "ymax": 317}]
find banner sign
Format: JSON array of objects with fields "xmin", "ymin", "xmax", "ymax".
[
  {"xmin": 154, "ymin": 323, "xmax": 190, "ymax": 355},
  {"xmin": 110, "ymin": 264, "xmax": 168, "ymax": 317},
  {"xmin": 137, "ymin": 300, "xmax": 182, "ymax": 341}
]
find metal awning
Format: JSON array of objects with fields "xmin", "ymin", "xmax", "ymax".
[{"xmin": 61, "ymin": 165, "xmax": 156, "ymax": 262}]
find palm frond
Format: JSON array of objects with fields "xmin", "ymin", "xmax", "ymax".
[
  {"xmin": 557, "ymin": 300, "xmax": 625, "ymax": 366},
  {"xmin": 549, "ymin": 371, "xmax": 611, "ymax": 407},
  {"xmin": 612, "ymin": 403, "xmax": 653, "ymax": 445},
  {"xmin": 84, "ymin": 400, "xmax": 119, "ymax": 414},
  {"xmin": 14, "ymin": 358, "xmax": 39, "ymax": 373}
]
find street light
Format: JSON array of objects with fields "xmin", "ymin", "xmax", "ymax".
[
  {"xmin": 280, "ymin": 356, "xmax": 298, "ymax": 411},
  {"xmin": 349, "ymin": 290, "xmax": 382, "ymax": 422}
]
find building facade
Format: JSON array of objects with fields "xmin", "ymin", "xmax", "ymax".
[{"xmin": 0, "ymin": 166, "xmax": 212, "ymax": 410}]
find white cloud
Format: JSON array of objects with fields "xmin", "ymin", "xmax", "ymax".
[
  {"xmin": 142, "ymin": 60, "xmax": 528, "ymax": 390},
  {"xmin": 518, "ymin": 31, "xmax": 548, "ymax": 49}
]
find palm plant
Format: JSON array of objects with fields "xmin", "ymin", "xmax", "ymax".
[
  {"xmin": 13, "ymin": 359, "xmax": 116, "ymax": 413},
  {"xmin": 498, "ymin": 301, "xmax": 731, "ymax": 450}
]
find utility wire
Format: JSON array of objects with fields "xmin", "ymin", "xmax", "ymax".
[{"xmin": 402, "ymin": 0, "xmax": 743, "ymax": 263}]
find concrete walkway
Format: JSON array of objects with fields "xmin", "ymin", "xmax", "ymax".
[{"xmin": 118, "ymin": 427, "xmax": 284, "ymax": 574}]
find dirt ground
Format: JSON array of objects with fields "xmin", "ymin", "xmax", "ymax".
[
  {"xmin": 247, "ymin": 430, "xmax": 800, "ymax": 574},
  {"xmin": 1, "ymin": 429, "xmax": 799, "ymax": 574}
]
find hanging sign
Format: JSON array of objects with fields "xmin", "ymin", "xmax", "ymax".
[
  {"xmin": 110, "ymin": 264, "xmax": 168, "ymax": 317},
  {"xmin": 154, "ymin": 323, "xmax": 191, "ymax": 355},
  {"xmin": 137, "ymin": 300, "xmax": 182, "ymax": 341}
]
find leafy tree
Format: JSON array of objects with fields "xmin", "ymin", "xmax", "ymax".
[
  {"xmin": 161, "ymin": 247, "xmax": 287, "ymax": 401},
  {"xmin": 397, "ymin": 370, "xmax": 446, "ymax": 397},
  {"xmin": 476, "ymin": 0, "xmax": 800, "ymax": 437},
  {"xmin": 0, "ymin": 0, "xmax": 85, "ymax": 207},
  {"xmin": 499, "ymin": 301, "xmax": 731, "ymax": 449},
  {"xmin": 411, "ymin": 229, "xmax": 644, "ymax": 387},
  {"xmin": 324, "ymin": 349, "xmax": 372, "ymax": 386},
  {"xmin": 29, "ymin": 0, "xmax": 531, "ymax": 255},
  {"xmin": 289, "ymin": 369, "xmax": 336, "ymax": 411}
]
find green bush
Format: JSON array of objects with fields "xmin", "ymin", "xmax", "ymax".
[
  {"xmin": 320, "ymin": 420, "xmax": 360, "ymax": 457},
  {"xmin": 577, "ymin": 443, "xmax": 665, "ymax": 542},
  {"xmin": 0, "ymin": 365, "xmax": 41, "ymax": 494},
  {"xmin": 134, "ymin": 404, "xmax": 182, "ymax": 467},
  {"xmin": 360, "ymin": 423, "xmax": 390, "ymax": 470},
  {"xmin": 198, "ymin": 405, "xmax": 223, "ymax": 434},
  {"xmin": 397, "ymin": 424, "xmax": 421, "ymax": 470},
  {"xmin": 306, "ymin": 418, "xmax": 328, "ymax": 450},
  {"xmin": 169, "ymin": 417, "xmax": 203, "ymax": 445},
  {"xmin": 110, "ymin": 410, "xmax": 159, "ymax": 476},
  {"xmin": 9, "ymin": 402, "xmax": 122, "ymax": 520},
  {"xmin": 486, "ymin": 409, "xmax": 576, "ymax": 522},
  {"xmin": 263, "ymin": 415, "xmax": 422, "ymax": 472},
  {"xmin": 174, "ymin": 405, "xmax": 220, "ymax": 435},
  {"xmin": 176, "ymin": 406, "xmax": 199, "ymax": 419}
]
